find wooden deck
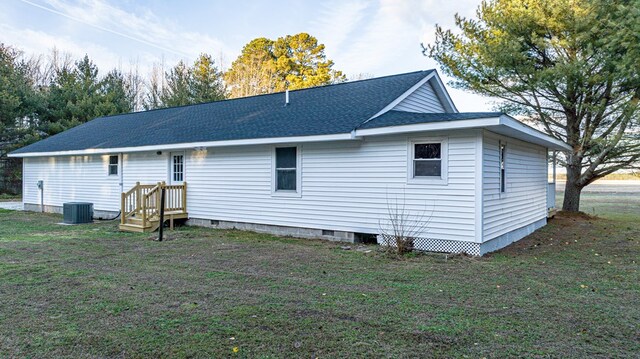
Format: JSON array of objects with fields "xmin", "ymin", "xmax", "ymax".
[{"xmin": 119, "ymin": 182, "xmax": 188, "ymax": 233}]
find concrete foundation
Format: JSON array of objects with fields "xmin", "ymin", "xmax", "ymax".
[
  {"xmin": 479, "ymin": 217, "xmax": 546, "ymax": 255},
  {"xmin": 187, "ymin": 217, "xmax": 356, "ymax": 243},
  {"xmin": 23, "ymin": 203, "xmax": 119, "ymax": 220},
  {"xmin": 22, "ymin": 203, "xmax": 546, "ymax": 255}
]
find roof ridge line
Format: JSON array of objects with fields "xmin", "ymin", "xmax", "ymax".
[{"xmin": 93, "ymin": 70, "xmax": 435, "ymax": 120}]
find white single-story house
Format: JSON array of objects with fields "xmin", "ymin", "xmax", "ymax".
[{"xmin": 9, "ymin": 70, "xmax": 569, "ymax": 255}]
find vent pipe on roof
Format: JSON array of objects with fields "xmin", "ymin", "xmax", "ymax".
[{"xmin": 285, "ymin": 89, "xmax": 289, "ymax": 106}]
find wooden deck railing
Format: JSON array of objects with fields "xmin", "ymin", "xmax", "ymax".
[
  {"xmin": 121, "ymin": 182, "xmax": 157, "ymax": 222},
  {"xmin": 163, "ymin": 184, "xmax": 187, "ymax": 212},
  {"xmin": 121, "ymin": 182, "xmax": 187, "ymax": 227}
]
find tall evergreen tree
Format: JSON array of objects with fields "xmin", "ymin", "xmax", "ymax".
[
  {"xmin": 149, "ymin": 55, "xmax": 226, "ymax": 109},
  {"xmin": 0, "ymin": 44, "xmax": 42, "ymax": 150},
  {"xmin": 161, "ymin": 60, "xmax": 192, "ymax": 107},
  {"xmin": 72, "ymin": 55, "xmax": 101, "ymax": 122},
  {"xmin": 40, "ymin": 60, "xmax": 76, "ymax": 135},
  {"xmin": 42, "ymin": 54, "xmax": 136, "ymax": 135},
  {"xmin": 0, "ymin": 44, "xmax": 44, "ymax": 194},
  {"xmin": 97, "ymin": 69, "xmax": 136, "ymax": 115},
  {"xmin": 425, "ymin": 0, "xmax": 640, "ymax": 211},
  {"xmin": 190, "ymin": 53, "xmax": 226, "ymax": 103}
]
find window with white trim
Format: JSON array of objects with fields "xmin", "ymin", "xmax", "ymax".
[
  {"xmin": 108, "ymin": 155, "xmax": 118, "ymax": 176},
  {"xmin": 172, "ymin": 154, "xmax": 184, "ymax": 182},
  {"xmin": 413, "ymin": 143, "xmax": 442, "ymax": 177},
  {"xmin": 499, "ymin": 142, "xmax": 506, "ymax": 193},
  {"xmin": 408, "ymin": 138, "xmax": 448, "ymax": 184},
  {"xmin": 275, "ymin": 147, "xmax": 297, "ymax": 191}
]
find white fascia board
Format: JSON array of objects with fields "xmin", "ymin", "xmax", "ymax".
[
  {"xmin": 363, "ymin": 72, "xmax": 436, "ymax": 122},
  {"xmin": 498, "ymin": 115, "xmax": 571, "ymax": 151},
  {"xmin": 354, "ymin": 115, "xmax": 571, "ymax": 151},
  {"xmin": 429, "ymin": 73, "xmax": 458, "ymax": 113},
  {"xmin": 354, "ymin": 117, "xmax": 503, "ymax": 137},
  {"xmin": 9, "ymin": 133, "xmax": 356, "ymax": 158}
]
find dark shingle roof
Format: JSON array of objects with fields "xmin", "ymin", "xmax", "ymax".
[
  {"xmin": 12, "ymin": 70, "xmax": 435, "ymax": 154},
  {"xmin": 359, "ymin": 111, "xmax": 503, "ymax": 129}
]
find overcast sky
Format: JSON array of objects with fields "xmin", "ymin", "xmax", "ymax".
[{"xmin": 2, "ymin": 0, "xmax": 494, "ymax": 111}]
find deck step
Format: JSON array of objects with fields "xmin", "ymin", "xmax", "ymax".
[
  {"xmin": 126, "ymin": 217, "xmax": 144, "ymax": 224},
  {"xmin": 119, "ymin": 212, "xmax": 188, "ymax": 233},
  {"xmin": 119, "ymin": 223, "xmax": 155, "ymax": 233}
]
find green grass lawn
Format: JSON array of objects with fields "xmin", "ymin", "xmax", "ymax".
[{"xmin": 0, "ymin": 193, "xmax": 638, "ymax": 358}]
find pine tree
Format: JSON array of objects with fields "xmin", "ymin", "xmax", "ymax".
[{"xmin": 425, "ymin": 0, "xmax": 640, "ymax": 211}]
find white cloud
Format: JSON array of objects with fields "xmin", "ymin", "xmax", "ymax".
[
  {"xmin": 0, "ymin": 22, "xmax": 123, "ymax": 70},
  {"xmin": 327, "ymin": 0, "xmax": 481, "ymax": 76},
  {"xmin": 15, "ymin": 0, "xmax": 235, "ymax": 70},
  {"xmin": 310, "ymin": 0, "xmax": 492, "ymax": 111},
  {"xmin": 311, "ymin": 0, "xmax": 370, "ymax": 58},
  {"xmin": 41, "ymin": 0, "xmax": 234, "ymax": 57}
]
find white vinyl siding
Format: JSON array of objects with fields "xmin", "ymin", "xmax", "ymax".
[
  {"xmin": 393, "ymin": 81, "xmax": 446, "ymax": 113},
  {"xmin": 23, "ymin": 152, "xmax": 172, "ymax": 212},
  {"xmin": 23, "ymin": 155, "xmax": 121, "ymax": 211},
  {"xmin": 22, "ymin": 131, "xmax": 483, "ymax": 243},
  {"xmin": 122, "ymin": 151, "xmax": 168, "ymax": 189},
  {"xmin": 186, "ymin": 130, "xmax": 479, "ymax": 242},
  {"xmin": 482, "ymin": 131, "xmax": 547, "ymax": 241}
]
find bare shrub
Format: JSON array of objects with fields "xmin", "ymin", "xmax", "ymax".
[{"xmin": 379, "ymin": 190, "xmax": 433, "ymax": 255}]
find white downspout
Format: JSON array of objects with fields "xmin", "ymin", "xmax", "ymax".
[{"xmin": 119, "ymin": 152, "xmax": 124, "ymax": 193}]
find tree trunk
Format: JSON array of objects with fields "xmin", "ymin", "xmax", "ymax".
[{"xmin": 562, "ymin": 164, "xmax": 583, "ymax": 212}]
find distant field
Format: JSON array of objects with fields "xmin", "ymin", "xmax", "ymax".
[
  {"xmin": 556, "ymin": 179, "xmax": 640, "ymax": 220},
  {"xmin": 556, "ymin": 180, "xmax": 640, "ymax": 194},
  {"xmin": 554, "ymin": 173, "xmax": 640, "ymax": 181}
]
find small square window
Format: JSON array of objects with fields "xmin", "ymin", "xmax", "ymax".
[
  {"xmin": 108, "ymin": 155, "xmax": 118, "ymax": 176},
  {"xmin": 413, "ymin": 143, "xmax": 442, "ymax": 178}
]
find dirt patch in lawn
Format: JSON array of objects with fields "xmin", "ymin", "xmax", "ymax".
[{"xmin": 496, "ymin": 211, "xmax": 617, "ymax": 256}]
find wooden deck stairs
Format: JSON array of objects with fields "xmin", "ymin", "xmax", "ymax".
[{"xmin": 119, "ymin": 182, "xmax": 188, "ymax": 233}]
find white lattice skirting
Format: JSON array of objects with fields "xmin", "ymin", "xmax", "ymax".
[{"xmin": 378, "ymin": 234, "xmax": 481, "ymax": 256}]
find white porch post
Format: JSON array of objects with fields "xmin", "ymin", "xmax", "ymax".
[
  {"xmin": 552, "ymin": 151, "xmax": 557, "ymax": 184},
  {"xmin": 547, "ymin": 150, "xmax": 558, "ymax": 211}
]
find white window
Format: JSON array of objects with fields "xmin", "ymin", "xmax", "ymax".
[
  {"xmin": 499, "ymin": 141, "xmax": 506, "ymax": 193},
  {"xmin": 108, "ymin": 155, "xmax": 118, "ymax": 176},
  {"xmin": 273, "ymin": 146, "xmax": 301, "ymax": 195},
  {"xmin": 171, "ymin": 153, "xmax": 184, "ymax": 183},
  {"xmin": 408, "ymin": 138, "xmax": 448, "ymax": 184}
]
